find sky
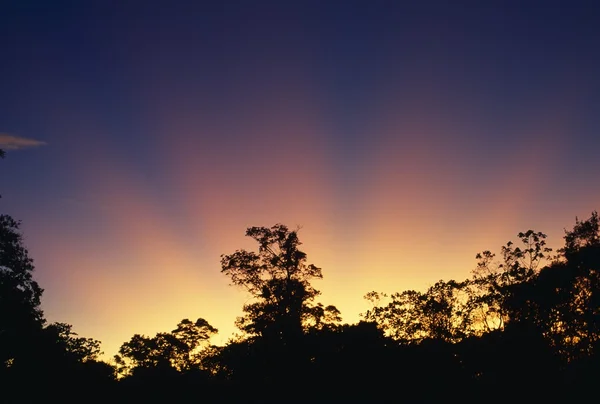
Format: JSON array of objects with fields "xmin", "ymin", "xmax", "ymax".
[{"xmin": 1, "ymin": 0, "xmax": 600, "ymax": 359}]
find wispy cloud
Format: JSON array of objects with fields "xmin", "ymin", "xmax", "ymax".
[{"xmin": 0, "ymin": 133, "xmax": 47, "ymax": 150}]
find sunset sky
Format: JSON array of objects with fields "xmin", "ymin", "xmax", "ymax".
[{"xmin": 1, "ymin": 0, "xmax": 599, "ymax": 359}]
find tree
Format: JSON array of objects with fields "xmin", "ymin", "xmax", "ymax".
[
  {"xmin": 0, "ymin": 214, "xmax": 44, "ymax": 371},
  {"xmin": 562, "ymin": 211, "xmax": 600, "ymax": 256},
  {"xmin": 468, "ymin": 230, "xmax": 552, "ymax": 333},
  {"xmin": 170, "ymin": 318, "xmax": 218, "ymax": 371},
  {"xmin": 304, "ymin": 303, "xmax": 342, "ymax": 332},
  {"xmin": 115, "ymin": 318, "xmax": 217, "ymax": 376},
  {"xmin": 515, "ymin": 213, "xmax": 600, "ymax": 361},
  {"xmin": 219, "ymin": 224, "xmax": 341, "ymax": 392},
  {"xmin": 363, "ymin": 280, "xmax": 471, "ymax": 343},
  {"xmin": 220, "ymin": 224, "xmax": 339, "ymax": 344},
  {"xmin": 463, "ymin": 216, "xmax": 600, "ymax": 362},
  {"xmin": 44, "ymin": 322, "xmax": 102, "ymax": 363}
]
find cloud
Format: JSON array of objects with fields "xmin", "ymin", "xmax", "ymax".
[{"xmin": 0, "ymin": 133, "xmax": 47, "ymax": 150}]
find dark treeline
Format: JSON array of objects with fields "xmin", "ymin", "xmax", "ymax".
[{"xmin": 3, "ymin": 155, "xmax": 600, "ymax": 403}]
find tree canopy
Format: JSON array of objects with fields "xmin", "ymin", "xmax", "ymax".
[
  {"xmin": 220, "ymin": 224, "xmax": 340, "ymax": 343},
  {"xmin": 115, "ymin": 318, "xmax": 217, "ymax": 376},
  {"xmin": 0, "ymin": 214, "xmax": 45, "ymax": 369},
  {"xmin": 4, "ymin": 203, "xmax": 600, "ymax": 403}
]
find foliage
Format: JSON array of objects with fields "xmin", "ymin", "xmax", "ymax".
[
  {"xmin": 115, "ymin": 318, "xmax": 217, "ymax": 376},
  {"xmin": 511, "ymin": 213, "xmax": 600, "ymax": 361},
  {"xmin": 468, "ymin": 230, "xmax": 552, "ymax": 333},
  {"xmin": 5, "ymin": 208, "xmax": 600, "ymax": 401},
  {"xmin": 562, "ymin": 211, "xmax": 600, "ymax": 256},
  {"xmin": 45, "ymin": 322, "xmax": 103, "ymax": 362},
  {"xmin": 363, "ymin": 279, "xmax": 471, "ymax": 343},
  {"xmin": 221, "ymin": 224, "xmax": 340, "ymax": 343},
  {"xmin": 0, "ymin": 214, "xmax": 44, "ymax": 369},
  {"xmin": 363, "ymin": 230, "xmax": 554, "ymax": 341}
]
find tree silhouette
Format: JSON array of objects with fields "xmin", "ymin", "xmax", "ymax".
[
  {"xmin": 3, "ymin": 183, "xmax": 600, "ymax": 403},
  {"xmin": 505, "ymin": 213, "xmax": 600, "ymax": 362},
  {"xmin": 0, "ymin": 214, "xmax": 45, "ymax": 374},
  {"xmin": 219, "ymin": 224, "xmax": 341, "ymax": 396},
  {"xmin": 220, "ymin": 224, "xmax": 339, "ymax": 343},
  {"xmin": 115, "ymin": 318, "xmax": 217, "ymax": 376},
  {"xmin": 562, "ymin": 211, "xmax": 600, "ymax": 256},
  {"xmin": 1, "ymin": 153, "xmax": 118, "ymax": 403},
  {"xmin": 45, "ymin": 322, "xmax": 102, "ymax": 363},
  {"xmin": 363, "ymin": 279, "xmax": 471, "ymax": 343},
  {"xmin": 456, "ymin": 230, "xmax": 551, "ymax": 337}
]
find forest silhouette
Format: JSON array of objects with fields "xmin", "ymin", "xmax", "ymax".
[{"xmin": 2, "ymin": 150, "xmax": 600, "ymax": 403}]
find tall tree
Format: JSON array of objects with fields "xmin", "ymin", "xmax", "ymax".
[
  {"xmin": 220, "ymin": 224, "xmax": 338, "ymax": 344},
  {"xmin": 115, "ymin": 318, "xmax": 217, "ymax": 376},
  {"xmin": 0, "ymin": 214, "xmax": 44, "ymax": 370}
]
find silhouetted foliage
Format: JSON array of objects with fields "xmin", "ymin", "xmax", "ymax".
[
  {"xmin": 507, "ymin": 213, "xmax": 600, "ymax": 362},
  {"xmin": 216, "ymin": 224, "xmax": 344, "ymax": 396},
  {"xmin": 115, "ymin": 318, "xmax": 217, "ymax": 376},
  {"xmin": 221, "ymin": 224, "xmax": 340, "ymax": 343},
  {"xmin": 45, "ymin": 322, "xmax": 103, "ymax": 362},
  {"xmin": 364, "ymin": 279, "xmax": 471, "ymax": 343},
  {"xmin": 1, "ymin": 156, "xmax": 115, "ymax": 402},
  {"xmin": 0, "ymin": 215, "xmax": 44, "ymax": 377},
  {"xmin": 5, "ymin": 211, "xmax": 600, "ymax": 403},
  {"xmin": 562, "ymin": 211, "xmax": 600, "ymax": 256}
]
